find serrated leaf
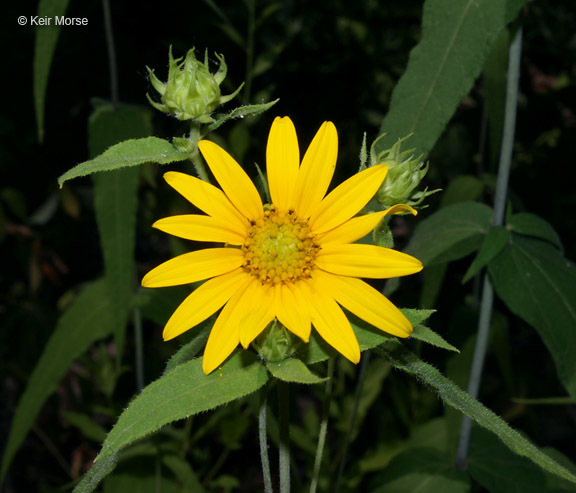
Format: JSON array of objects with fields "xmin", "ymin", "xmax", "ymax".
[
  {"xmin": 89, "ymin": 105, "xmax": 153, "ymax": 359},
  {"xmin": 267, "ymin": 358, "xmax": 327, "ymax": 384},
  {"xmin": 75, "ymin": 352, "xmax": 268, "ymax": 492},
  {"xmin": 370, "ymin": 447, "xmax": 470, "ymax": 493},
  {"xmin": 406, "ymin": 202, "xmax": 493, "ymax": 265},
  {"xmin": 0, "ymin": 279, "xmax": 115, "ymax": 482},
  {"xmin": 375, "ymin": 0, "xmax": 529, "ymax": 158},
  {"xmin": 508, "ymin": 213, "xmax": 563, "ymax": 250},
  {"xmin": 463, "ymin": 225, "xmax": 510, "ymax": 283},
  {"xmin": 377, "ymin": 341, "xmax": 576, "ymax": 485},
  {"xmin": 488, "ymin": 236, "xmax": 576, "ymax": 399},
  {"xmin": 412, "ymin": 325, "xmax": 459, "ymax": 352},
  {"xmin": 58, "ymin": 136, "xmax": 188, "ymax": 186},
  {"xmin": 400, "ymin": 308, "xmax": 436, "ymax": 326},
  {"xmin": 207, "ymin": 99, "xmax": 280, "ymax": 132},
  {"xmin": 34, "ymin": 0, "xmax": 71, "ymax": 142}
]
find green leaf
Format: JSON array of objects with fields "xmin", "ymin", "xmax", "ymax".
[
  {"xmin": 162, "ymin": 454, "xmax": 206, "ymax": 493},
  {"xmin": 400, "ymin": 308, "xmax": 436, "ymax": 326},
  {"xmin": 370, "ymin": 447, "xmax": 470, "ymax": 493},
  {"xmin": 377, "ymin": 341, "xmax": 576, "ymax": 484},
  {"xmin": 375, "ymin": 0, "xmax": 529, "ymax": 158},
  {"xmin": 267, "ymin": 358, "xmax": 327, "ymax": 384},
  {"xmin": 412, "ymin": 324, "xmax": 459, "ymax": 353},
  {"xmin": 136, "ymin": 286, "xmax": 189, "ymax": 326},
  {"xmin": 488, "ymin": 236, "xmax": 576, "ymax": 398},
  {"xmin": 462, "ymin": 225, "xmax": 510, "ymax": 283},
  {"xmin": 440, "ymin": 175, "xmax": 485, "ymax": 207},
  {"xmin": 75, "ymin": 353, "xmax": 268, "ymax": 492},
  {"xmin": 406, "ymin": 202, "xmax": 493, "ymax": 265},
  {"xmin": 0, "ymin": 279, "xmax": 115, "ymax": 482},
  {"xmin": 207, "ymin": 99, "xmax": 280, "ymax": 132},
  {"xmin": 58, "ymin": 136, "xmax": 188, "ymax": 186},
  {"xmin": 508, "ymin": 212, "xmax": 563, "ymax": 250},
  {"xmin": 90, "ymin": 105, "xmax": 153, "ymax": 359},
  {"xmin": 34, "ymin": 0, "xmax": 71, "ymax": 142}
]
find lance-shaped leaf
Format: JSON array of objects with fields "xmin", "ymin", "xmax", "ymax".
[
  {"xmin": 58, "ymin": 136, "xmax": 189, "ymax": 186},
  {"xmin": 375, "ymin": 0, "xmax": 529, "ymax": 158},
  {"xmin": 268, "ymin": 358, "xmax": 327, "ymax": 384},
  {"xmin": 74, "ymin": 352, "xmax": 268, "ymax": 493},
  {"xmin": 488, "ymin": 236, "xmax": 576, "ymax": 399},
  {"xmin": 377, "ymin": 341, "xmax": 576, "ymax": 484}
]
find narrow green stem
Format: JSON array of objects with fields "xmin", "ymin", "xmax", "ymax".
[
  {"xmin": 456, "ymin": 25, "xmax": 523, "ymax": 469},
  {"xmin": 101, "ymin": 0, "xmax": 118, "ymax": 110},
  {"xmin": 310, "ymin": 358, "xmax": 335, "ymax": 493},
  {"xmin": 133, "ymin": 306, "xmax": 144, "ymax": 392},
  {"xmin": 188, "ymin": 125, "xmax": 210, "ymax": 182},
  {"xmin": 259, "ymin": 387, "xmax": 273, "ymax": 493},
  {"xmin": 278, "ymin": 381, "xmax": 290, "ymax": 493},
  {"xmin": 334, "ymin": 352, "xmax": 370, "ymax": 493}
]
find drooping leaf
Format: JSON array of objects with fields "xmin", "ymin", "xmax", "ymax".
[
  {"xmin": 34, "ymin": 0, "xmax": 71, "ymax": 142},
  {"xmin": 508, "ymin": 213, "xmax": 563, "ymax": 250},
  {"xmin": 267, "ymin": 358, "xmax": 327, "ymax": 384},
  {"xmin": 58, "ymin": 136, "xmax": 189, "ymax": 186},
  {"xmin": 89, "ymin": 105, "xmax": 153, "ymax": 359},
  {"xmin": 462, "ymin": 225, "xmax": 510, "ymax": 283},
  {"xmin": 207, "ymin": 99, "xmax": 280, "ymax": 132},
  {"xmin": 488, "ymin": 236, "xmax": 576, "ymax": 399},
  {"xmin": 0, "ymin": 279, "xmax": 115, "ymax": 482},
  {"xmin": 370, "ymin": 447, "xmax": 470, "ymax": 493},
  {"xmin": 376, "ymin": 0, "xmax": 529, "ymax": 158},
  {"xmin": 406, "ymin": 202, "xmax": 493, "ymax": 265},
  {"xmin": 377, "ymin": 341, "xmax": 576, "ymax": 484},
  {"xmin": 74, "ymin": 352, "xmax": 268, "ymax": 492}
]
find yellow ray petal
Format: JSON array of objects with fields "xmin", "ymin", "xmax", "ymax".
[
  {"xmin": 316, "ymin": 244, "xmax": 423, "ymax": 279},
  {"xmin": 202, "ymin": 279, "xmax": 254, "ymax": 374},
  {"xmin": 239, "ymin": 281, "xmax": 275, "ymax": 349},
  {"xmin": 267, "ymin": 116, "xmax": 300, "ymax": 211},
  {"xmin": 316, "ymin": 204, "xmax": 417, "ymax": 245},
  {"xmin": 163, "ymin": 269, "xmax": 250, "ymax": 341},
  {"xmin": 314, "ymin": 270, "xmax": 412, "ymax": 338},
  {"xmin": 141, "ymin": 248, "xmax": 244, "ymax": 287},
  {"xmin": 308, "ymin": 281, "xmax": 360, "ymax": 364},
  {"xmin": 163, "ymin": 171, "xmax": 249, "ymax": 232},
  {"xmin": 153, "ymin": 215, "xmax": 246, "ymax": 245},
  {"xmin": 294, "ymin": 121, "xmax": 338, "ymax": 219},
  {"xmin": 198, "ymin": 140, "xmax": 263, "ymax": 220},
  {"xmin": 274, "ymin": 283, "xmax": 311, "ymax": 342},
  {"xmin": 310, "ymin": 165, "xmax": 388, "ymax": 234},
  {"xmin": 316, "ymin": 211, "xmax": 386, "ymax": 245}
]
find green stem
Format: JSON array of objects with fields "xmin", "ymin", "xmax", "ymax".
[
  {"xmin": 188, "ymin": 125, "xmax": 210, "ymax": 182},
  {"xmin": 133, "ymin": 306, "xmax": 144, "ymax": 392},
  {"xmin": 310, "ymin": 358, "xmax": 335, "ymax": 493},
  {"xmin": 455, "ymin": 25, "xmax": 523, "ymax": 469},
  {"xmin": 278, "ymin": 381, "xmax": 290, "ymax": 493},
  {"xmin": 101, "ymin": 0, "xmax": 118, "ymax": 110},
  {"xmin": 334, "ymin": 352, "xmax": 370, "ymax": 493},
  {"xmin": 259, "ymin": 387, "xmax": 273, "ymax": 493}
]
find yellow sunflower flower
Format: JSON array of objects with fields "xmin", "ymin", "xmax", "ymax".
[{"xmin": 142, "ymin": 116, "xmax": 423, "ymax": 374}]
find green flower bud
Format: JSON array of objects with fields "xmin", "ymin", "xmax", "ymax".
[
  {"xmin": 146, "ymin": 47, "xmax": 243, "ymax": 123},
  {"xmin": 371, "ymin": 135, "xmax": 440, "ymax": 208},
  {"xmin": 253, "ymin": 320, "xmax": 295, "ymax": 363}
]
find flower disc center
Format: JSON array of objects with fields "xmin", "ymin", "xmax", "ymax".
[{"xmin": 242, "ymin": 206, "xmax": 319, "ymax": 285}]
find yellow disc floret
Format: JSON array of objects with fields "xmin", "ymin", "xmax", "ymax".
[{"xmin": 242, "ymin": 206, "xmax": 319, "ymax": 285}]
